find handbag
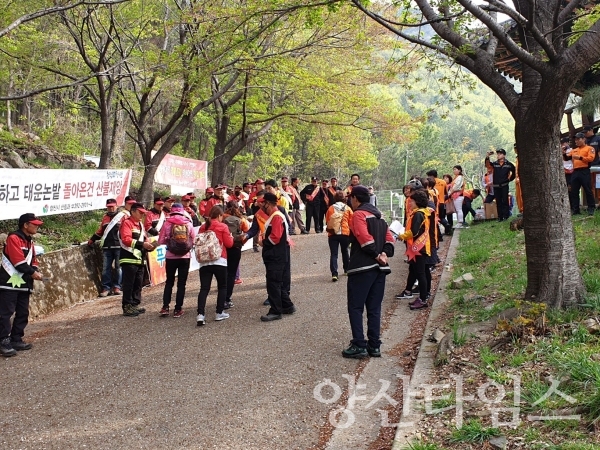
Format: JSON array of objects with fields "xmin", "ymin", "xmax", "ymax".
[{"xmin": 444, "ymin": 198, "xmax": 456, "ymax": 214}]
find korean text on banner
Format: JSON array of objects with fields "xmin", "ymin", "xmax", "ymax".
[
  {"xmin": 154, "ymin": 154, "xmax": 208, "ymax": 190},
  {"xmin": 0, "ymin": 169, "xmax": 131, "ymax": 221}
]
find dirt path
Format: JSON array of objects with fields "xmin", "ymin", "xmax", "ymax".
[{"xmin": 0, "ymin": 232, "xmax": 441, "ymax": 450}]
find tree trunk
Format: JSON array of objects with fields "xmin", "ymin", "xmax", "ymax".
[
  {"xmin": 138, "ymin": 164, "xmax": 159, "ymax": 207},
  {"xmin": 516, "ymin": 76, "xmax": 585, "ymax": 308}
]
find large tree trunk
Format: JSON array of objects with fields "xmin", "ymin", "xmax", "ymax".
[{"xmin": 516, "ymin": 74, "xmax": 585, "ymax": 308}]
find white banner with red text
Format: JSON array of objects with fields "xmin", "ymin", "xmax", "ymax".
[
  {"xmin": 154, "ymin": 154, "xmax": 208, "ymax": 191},
  {"xmin": 0, "ymin": 169, "xmax": 131, "ymax": 220}
]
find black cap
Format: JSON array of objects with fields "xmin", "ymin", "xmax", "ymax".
[
  {"xmin": 583, "ymin": 125, "xmax": 593, "ymax": 132},
  {"xmin": 575, "ymin": 132, "xmax": 586, "ymax": 139},
  {"xmin": 18, "ymin": 213, "xmax": 43, "ymax": 227},
  {"xmin": 496, "ymin": 148, "xmax": 506, "ymax": 155},
  {"xmin": 350, "ymin": 185, "xmax": 369, "ymax": 197},
  {"xmin": 311, "ymin": 176, "xmax": 318, "ymax": 182},
  {"xmin": 263, "ymin": 192, "xmax": 278, "ymax": 203},
  {"xmin": 106, "ymin": 198, "xmax": 117, "ymax": 206}
]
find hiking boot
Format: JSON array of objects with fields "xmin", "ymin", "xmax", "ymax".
[
  {"xmin": 11, "ymin": 340, "xmax": 32, "ymax": 351},
  {"xmin": 409, "ymin": 298, "xmax": 429, "ymax": 310},
  {"xmin": 0, "ymin": 338, "xmax": 17, "ymax": 357},
  {"xmin": 367, "ymin": 345, "xmax": 381, "ymax": 357},
  {"xmin": 99, "ymin": 290, "xmax": 110, "ymax": 298},
  {"xmin": 173, "ymin": 309, "xmax": 184, "ymax": 318},
  {"xmin": 159, "ymin": 307, "xmax": 170, "ymax": 317},
  {"xmin": 196, "ymin": 314, "xmax": 205, "ymax": 326},
  {"xmin": 122, "ymin": 305, "xmax": 140, "ymax": 316},
  {"xmin": 263, "ymin": 298, "xmax": 270, "ymax": 306},
  {"xmin": 332, "ymin": 275, "xmax": 338, "ymax": 282},
  {"xmin": 260, "ymin": 313, "xmax": 282, "ymax": 322},
  {"xmin": 215, "ymin": 312, "xmax": 230, "ymax": 321},
  {"xmin": 112, "ymin": 288, "xmax": 122, "ymax": 295},
  {"xmin": 282, "ymin": 306, "xmax": 296, "ymax": 315},
  {"xmin": 223, "ymin": 301, "xmax": 234, "ymax": 310},
  {"xmin": 395, "ymin": 290, "xmax": 414, "ymax": 299},
  {"xmin": 301, "ymin": 230, "xmax": 309, "ymax": 235},
  {"xmin": 135, "ymin": 306, "xmax": 146, "ymax": 314},
  {"xmin": 342, "ymin": 344, "xmax": 368, "ymax": 359}
]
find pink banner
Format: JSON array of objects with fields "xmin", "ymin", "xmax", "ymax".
[{"xmin": 154, "ymin": 154, "xmax": 208, "ymax": 189}]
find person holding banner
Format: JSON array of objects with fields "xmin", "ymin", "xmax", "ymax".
[
  {"xmin": 119, "ymin": 203, "xmax": 157, "ymax": 317},
  {"xmin": 88, "ymin": 198, "xmax": 124, "ymax": 297},
  {"xmin": 0, "ymin": 213, "xmax": 45, "ymax": 357}
]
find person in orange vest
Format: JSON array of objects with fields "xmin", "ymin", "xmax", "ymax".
[
  {"xmin": 344, "ymin": 173, "xmax": 361, "ymax": 206},
  {"xmin": 569, "ymin": 132, "xmax": 596, "ymax": 215},
  {"xmin": 426, "ymin": 170, "xmax": 450, "ymax": 235},
  {"xmin": 461, "ymin": 189, "xmax": 481, "ymax": 227}
]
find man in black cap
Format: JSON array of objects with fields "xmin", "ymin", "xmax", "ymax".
[
  {"xmin": 119, "ymin": 203, "xmax": 157, "ymax": 316},
  {"xmin": 88, "ymin": 198, "xmax": 124, "ymax": 297},
  {"xmin": 0, "ymin": 213, "xmax": 45, "ymax": 356},
  {"xmin": 485, "ymin": 149, "xmax": 516, "ymax": 221},
  {"xmin": 259, "ymin": 192, "xmax": 295, "ymax": 322},
  {"xmin": 342, "ymin": 186, "xmax": 394, "ymax": 359},
  {"xmin": 300, "ymin": 176, "xmax": 321, "ymax": 233}
]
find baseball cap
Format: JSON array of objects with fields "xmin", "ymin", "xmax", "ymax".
[
  {"xmin": 19, "ymin": 213, "xmax": 43, "ymax": 227},
  {"xmin": 164, "ymin": 196, "xmax": 175, "ymax": 203},
  {"xmin": 215, "ymin": 185, "xmax": 224, "ymax": 190},
  {"xmin": 124, "ymin": 195, "xmax": 136, "ymax": 204},
  {"xmin": 311, "ymin": 176, "xmax": 317, "ymax": 182},
  {"xmin": 349, "ymin": 185, "xmax": 369, "ymax": 197},
  {"xmin": 583, "ymin": 125, "xmax": 593, "ymax": 132},
  {"xmin": 206, "ymin": 187, "xmax": 215, "ymax": 194},
  {"xmin": 106, "ymin": 198, "xmax": 117, "ymax": 206},
  {"xmin": 153, "ymin": 197, "xmax": 164, "ymax": 205},
  {"xmin": 575, "ymin": 132, "xmax": 586, "ymax": 139},
  {"xmin": 255, "ymin": 179, "xmax": 265, "ymax": 185},
  {"xmin": 130, "ymin": 202, "xmax": 148, "ymax": 214},
  {"xmin": 181, "ymin": 195, "xmax": 191, "ymax": 201},
  {"xmin": 281, "ymin": 177, "xmax": 289, "ymax": 182},
  {"xmin": 235, "ymin": 185, "xmax": 242, "ymax": 190},
  {"xmin": 187, "ymin": 192, "xmax": 196, "ymax": 199},
  {"xmin": 496, "ymin": 148, "xmax": 507, "ymax": 155}
]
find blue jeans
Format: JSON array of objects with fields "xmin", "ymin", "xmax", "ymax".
[{"xmin": 102, "ymin": 248, "xmax": 122, "ymax": 291}]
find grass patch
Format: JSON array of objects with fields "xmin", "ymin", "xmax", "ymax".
[
  {"xmin": 449, "ymin": 419, "xmax": 500, "ymax": 443},
  {"xmin": 403, "ymin": 440, "xmax": 444, "ymax": 450}
]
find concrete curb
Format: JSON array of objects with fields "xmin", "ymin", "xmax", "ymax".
[{"xmin": 391, "ymin": 229, "xmax": 462, "ymax": 449}]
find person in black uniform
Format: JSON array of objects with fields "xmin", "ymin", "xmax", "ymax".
[
  {"xmin": 317, "ymin": 179, "xmax": 331, "ymax": 233},
  {"xmin": 485, "ymin": 149, "xmax": 516, "ymax": 222},
  {"xmin": 300, "ymin": 176, "xmax": 321, "ymax": 233}
]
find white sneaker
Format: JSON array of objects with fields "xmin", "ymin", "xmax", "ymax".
[
  {"xmin": 196, "ymin": 314, "xmax": 205, "ymax": 326},
  {"xmin": 215, "ymin": 312, "xmax": 230, "ymax": 321}
]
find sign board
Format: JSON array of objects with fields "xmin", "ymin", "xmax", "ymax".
[
  {"xmin": 154, "ymin": 154, "xmax": 208, "ymax": 190},
  {"xmin": 0, "ymin": 169, "xmax": 131, "ymax": 221}
]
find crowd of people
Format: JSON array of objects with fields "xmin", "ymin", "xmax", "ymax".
[{"xmin": 0, "ymin": 152, "xmax": 525, "ymax": 358}]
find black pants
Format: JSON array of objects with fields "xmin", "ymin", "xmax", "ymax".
[
  {"xmin": 162, "ymin": 258, "xmax": 190, "ymax": 311},
  {"xmin": 462, "ymin": 198, "xmax": 477, "ymax": 222},
  {"xmin": 226, "ymin": 247, "xmax": 242, "ymax": 302},
  {"xmin": 305, "ymin": 203, "xmax": 320, "ymax": 232},
  {"xmin": 328, "ymin": 235, "xmax": 350, "ymax": 276},
  {"xmin": 0, "ymin": 290, "xmax": 30, "ymax": 341},
  {"xmin": 347, "ymin": 269, "xmax": 387, "ymax": 348},
  {"xmin": 494, "ymin": 184, "xmax": 510, "ymax": 220},
  {"xmin": 405, "ymin": 254, "xmax": 429, "ymax": 300},
  {"xmin": 571, "ymin": 168, "xmax": 595, "ymax": 213},
  {"xmin": 265, "ymin": 261, "xmax": 294, "ymax": 315},
  {"xmin": 437, "ymin": 204, "xmax": 449, "ymax": 233},
  {"xmin": 197, "ymin": 265, "xmax": 227, "ymax": 315},
  {"xmin": 318, "ymin": 208, "xmax": 327, "ymax": 232},
  {"xmin": 121, "ymin": 263, "xmax": 145, "ymax": 307}
]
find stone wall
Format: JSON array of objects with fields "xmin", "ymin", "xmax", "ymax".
[{"xmin": 32, "ymin": 245, "xmax": 103, "ymax": 318}]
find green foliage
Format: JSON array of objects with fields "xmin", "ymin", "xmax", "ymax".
[{"xmin": 403, "ymin": 440, "xmax": 444, "ymax": 450}]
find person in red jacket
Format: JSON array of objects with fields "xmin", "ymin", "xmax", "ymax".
[
  {"xmin": 0, "ymin": 213, "xmax": 44, "ymax": 356},
  {"xmin": 196, "ymin": 205, "xmax": 234, "ymax": 325},
  {"xmin": 119, "ymin": 203, "xmax": 157, "ymax": 316},
  {"xmin": 199, "ymin": 187, "xmax": 214, "ymax": 219}
]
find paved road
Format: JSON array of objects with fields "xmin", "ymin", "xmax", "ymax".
[{"xmin": 0, "ymin": 232, "xmax": 426, "ymax": 450}]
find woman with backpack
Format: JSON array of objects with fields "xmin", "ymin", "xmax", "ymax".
[
  {"xmin": 158, "ymin": 203, "xmax": 196, "ymax": 318},
  {"xmin": 325, "ymin": 191, "xmax": 353, "ymax": 282},
  {"xmin": 223, "ymin": 201, "xmax": 250, "ymax": 309},
  {"xmin": 196, "ymin": 205, "xmax": 234, "ymax": 325}
]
